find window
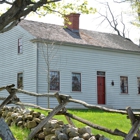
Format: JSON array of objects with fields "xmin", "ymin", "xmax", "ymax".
[
  {"xmin": 17, "ymin": 73, "xmax": 23, "ymax": 89},
  {"xmin": 50, "ymin": 71, "xmax": 60, "ymax": 91},
  {"xmin": 137, "ymin": 77, "xmax": 140, "ymax": 94},
  {"xmin": 120, "ymin": 76, "xmax": 128, "ymax": 93},
  {"xmin": 18, "ymin": 38, "xmax": 23, "ymax": 54},
  {"xmin": 72, "ymin": 73, "xmax": 81, "ymax": 91},
  {"xmin": 97, "ymin": 71, "xmax": 105, "ymax": 76}
]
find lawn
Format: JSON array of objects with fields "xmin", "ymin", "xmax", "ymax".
[{"xmin": 10, "ymin": 108, "xmax": 131, "ymax": 140}]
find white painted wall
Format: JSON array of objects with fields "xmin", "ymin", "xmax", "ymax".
[
  {"xmin": 1, "ymin": 26, "xmax": 140, "ymax": 109},
  {"xmin": 37, "ymin": 42, "xmax": 140, "ymax": 109},
  {"xmin": 0, "ymin": 26, "xmax": 37, "ymax": 104}
]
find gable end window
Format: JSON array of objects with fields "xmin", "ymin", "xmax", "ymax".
[
  {"xmin": 137, "ymin": 77, "xmax": 140, "ymax": 94},
  {"xmin": 50, "ymin": 71, "xmax": 60, "ymax": 91},
  {"xmin": 120, "ymin": 76, "xmax": 128, "ymax": 93},
  {"xmin": 18, "ymin": 38, "xmax": 23, "ymax": 54},
  {"xmin": 72, "ymin": 72, "xmax": 81, "ymax": 92},
  {"xmin": 17, "ymin": 73, "xmax": 23, "ymax": 89}
]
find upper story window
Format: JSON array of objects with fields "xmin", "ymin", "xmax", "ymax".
[
  {"xmin": 72, "ymin": 72, "xmax": 81, "ymax": 92},
  {"xmin": 120, "ymin": 76, "xmax": 128, "ymax": 93},
  {"xmin": 17, "ymin": 73, "xmax": 23, "ymax": 89},
  {"xmin": 18, "ymin": 38, "xmax": 23, "ymax": 54},
  {"xmin": 137, "ymin": 77, "xmax": 140, "ymax": 94},
  {"xmin": 50, "ymin": 71, "xmax": 60, "ymax": 91}
]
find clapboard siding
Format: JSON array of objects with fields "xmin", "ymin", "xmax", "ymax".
[
  {"xmin": 0, "ymin": 26, "xmax": 37, "ymax": 104},
  {"xmin": 37, "ymin": 43, "xmax": 140, "ymax": 109},
  {"xmin": 1, "ymin": 25, "xmax": 140, "ymax": 109}
]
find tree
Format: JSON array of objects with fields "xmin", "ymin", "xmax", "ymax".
[
  {"xmin": 113, "ymin": 0, "xmax": 140, "ymax": 26},
  {"xmin": 38, "ymin": 40, "xmax": 60, "ymax": 109},
  {"xmin": 93, "ymin": 0, "xmax": 140, "ymax": 44},
  {"xmin": 0, "ymin": 0, "xmax": 96, "ymax": 33},
  {"xmin": 95, "ymin": 1, "xmax": 129, "ymax": 38},
  {"xmin": 127, "ymin": 0, "xmax": 140, "ymax": 26},
  {"xmin": 37, "ymin": 24, "xmax": 63, "ymax": 108}
]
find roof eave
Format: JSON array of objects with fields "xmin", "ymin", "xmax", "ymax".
[{"xmin": 30, "ymin": 38, "xmax": 140, "ymax": 55}]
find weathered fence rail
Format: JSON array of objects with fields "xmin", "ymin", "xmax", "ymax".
[{"xmin": 0, "ymin": 84, "xmax": 140, "ymax": 140}]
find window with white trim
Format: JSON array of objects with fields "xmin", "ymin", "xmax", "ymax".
[
  {"xmin": 72, "ymin": 72, "xmax": 81, "ymax": 92},
  {"xmin": 120, "ymin": 76, "xmax": 128, "ymax": 93},
  {"xmin": 137, "ymin": 77, "xmax": 140, "ymax": 94},
  {"xmin": 17, "ymin": 73, "xmax": 23, "ymax": 89},
  {"xmin": 50, "ymin": 71, "xmax": 60, "ymax": 91},
  {"xmin": 18, "ymin": 38, "xmax": 23, "ymax": 54}
]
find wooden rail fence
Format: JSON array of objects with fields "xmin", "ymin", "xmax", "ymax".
[{"xmin": 0, "ymin": 84, "xmax": 140, "ymax": 140}]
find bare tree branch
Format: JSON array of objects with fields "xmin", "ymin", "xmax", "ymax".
[
  {"xmin": 106, "ymin": 2, "xmax": 122, "ymax": 36},
  {"xmin": 120, "ymin": 12, "xmax": 126, "ymax": 37},
  {"xmin": 96, "ymin": 1, "xmax": 128, "ymax": 38},
  {"xmin": 113, "ymin": 0, "xmax": 128, "ymax": 3},
  {"xmin": 0, "ymin": 0, "xmax": 13, "ymax": 5},
  {"xmin": 42, "ymin": 6, "xmax": 64, "ymax": 16}
]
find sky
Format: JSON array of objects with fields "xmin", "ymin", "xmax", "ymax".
[
  {"xmin": 25, "ymin": 0, "xmax": 140, "ymax": 45},
  {"xmin": 0, "ymin": 0, "xmax": 139, "ymax": 45}
]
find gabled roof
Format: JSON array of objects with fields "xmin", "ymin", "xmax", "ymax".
[{"xmin": 19, "ymin": 20, "xmax": 140, "ymax": 52}]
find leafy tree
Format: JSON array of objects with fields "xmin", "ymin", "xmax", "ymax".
[
  {"xmin": 130, "ymin": 0, "xmax": 140, "ymax": 26},
  {"xmin": 114, "ymin": 0, "xmax": 140, "ymax": 26},
  {"xmin": 0, "ymin": 0, "xmax": 96, "ymax": 33},
  {"xmin": 92, "ymin": 0, "xmax": 139, "ymax": 45}
]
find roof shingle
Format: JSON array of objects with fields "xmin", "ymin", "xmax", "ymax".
[{"xmin": 19, "ymin": 20, "xmax": 140, "ymax": 52}]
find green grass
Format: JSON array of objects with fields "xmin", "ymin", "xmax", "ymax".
[
  {"xmin": 54, "ymin": 109, "xmax": 131, "ymax": 140},
  {"xmin": 10, "ymin": 125, "xmax": 30, "ymax": 140},
  {"xmin": 9, "ymin": 109, "xmax": 131, "ymax": 140}
]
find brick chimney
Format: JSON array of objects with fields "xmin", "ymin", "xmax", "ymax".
[{"xmin": 64, "ymin": 13, "xmax": 80, "ymax": 32}]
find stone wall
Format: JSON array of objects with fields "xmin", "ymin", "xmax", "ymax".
[{"xmin": 0, "ymin": 106, "xmax": 109, "ymax": 140}]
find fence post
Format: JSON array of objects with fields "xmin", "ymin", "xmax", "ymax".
[
  {"xmin": 125, "ymin": 107, "xmax": 140, "ymax": 140},
  {"xmin": 28, "ymin": 100, "xmax": 68, "ymax": 140},
  {"xmin": 0, "ymin": 118, "xmax": 16, "ymax": 140},
  {"xmin": 54, "ymin": 92, "xmax": 75, "ymax": 127}
]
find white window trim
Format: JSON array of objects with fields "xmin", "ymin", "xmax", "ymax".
[
  {"xmin": 49, "ymin": 70, "xmax": 60, "ymax": 91},
  {"xmin": 17, "ymin": 72, "xmax": 24, "ymax": 89},
  {"xmin": 71, "ymin": 72, "xmax": 82, "ymax": 93},
  {"xmin": 18, "ymin": 38, "xmax": 23, "ymax": 54},
  {"xmin": 137, "ymin": 77, "xmax": 140, "ymax": 94},
  {"xmin": 120, "ymin": 75, "xmax": 129, "ymax": 94}
]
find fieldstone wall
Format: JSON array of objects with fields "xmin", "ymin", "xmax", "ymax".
[{"xmin": 0, "ymin": 106, "xmax": 110, "ymax": 140}]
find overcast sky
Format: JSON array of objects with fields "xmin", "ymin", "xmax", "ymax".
[
  {"xmin": 0, "ymin": 0, "xmax": 139, "ymax": 45},
  {"xmin": 25, "ymin": 0, "xmax": 140, "ymax": 45}
]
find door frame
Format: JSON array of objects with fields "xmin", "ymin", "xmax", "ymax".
[{"xmin": 97, "ymin": 71, "xmax": 106, "ymax": 104}]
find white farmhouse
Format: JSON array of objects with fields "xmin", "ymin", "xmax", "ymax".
[{"xmin": 0, "ymin": 13, "xmax": 140, "ymax": 109}]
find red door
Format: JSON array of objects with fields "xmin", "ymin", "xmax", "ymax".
[{"xmin": 97, "ymin": 76, "xmax": 105, "ymax": 104}]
